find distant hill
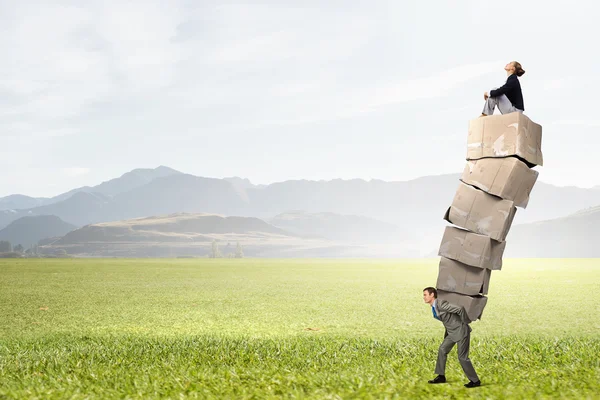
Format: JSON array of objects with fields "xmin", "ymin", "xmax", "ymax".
[
  {"xmin": 104, "ymin": 174, "xmax": 251, "ymax": 222},
  {"xmin": 0, "ymin": 166, "xmax": 182, "ymax": 211},
  {"xmin": 504, "ymin": 205, "xmax": 600, "ymax": 257},
  {"xmin": 0, "ymin": 215, "xmax": 77, "ymax": 248},
  {"xmin": 515, "ymin": 181, "xmax": 600, "ymax": 225},
  {"xmin": 269, "ymin": 210, "xmax": 405, "ymax": 243},
  {"xmin": 41, "ymin": 213, "xmax": 324, "ymax": 257},
  {"xmin": 15, "ymin": 192, "xmax": 111, "ymax": 227},
  {"xmin": 0, "ymin": 194, "xmax": 47, "ymax": 211},
  {"xmin": 44, "ymin": 165, "xmax": 183, "ymax": 204},
  {"xmin": 56, "ymin": 212, "xmax": 291, "ymax": 245},
  {"xmin": 223, "ymin": 177, "xmax": 266, "ymax": 190},
  {"xmin": 223, "ymin": 177, "xmax": 266, "ymax": 203},
  {"xmin": 97, "ymin": 166, "xmax": 182, "ymax": 195}
]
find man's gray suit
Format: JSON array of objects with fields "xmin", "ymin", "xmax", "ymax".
[{"xmin": 434, "ymin": 299, "xmax": 479, "ymax": 382}]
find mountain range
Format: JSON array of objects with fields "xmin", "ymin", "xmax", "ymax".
[
  {"xmin": 0, "ymin": 166, "xmax": 181, "ymax": 210},
  {"xmin": 1, "ymin": 165, "xmax": 599, "ymax": 257}
]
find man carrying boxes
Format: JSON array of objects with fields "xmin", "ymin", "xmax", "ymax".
[{"xmin": 423, "ymin": 286, "xmax": 482, "ymax": 388}]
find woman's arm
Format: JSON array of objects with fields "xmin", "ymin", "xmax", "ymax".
[{"xmin": 490, "ymin": 75, "xmax": 518, "ymax": 97}]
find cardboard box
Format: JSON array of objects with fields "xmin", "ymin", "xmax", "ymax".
[
  {"xmin": 461, "ymin": 157, "xmax": 539, "ymax": 208},
  {"xmin": 437, "ymin": 289, "xmax": 488, "ymax": 323},
  {"xmin": 443, "ymin": 181, "xmax": 517, "ymax": 242},
  {"xmin": 467, "ymin": 112, "xmax": 543, "ymax": 167},
  {"xmin": 438, "ymin": 226, "xmax": 505, "ymax": 270},
  {"xmin": 436, "ymin": 256, "xmax": 491, "ymax": 295}
]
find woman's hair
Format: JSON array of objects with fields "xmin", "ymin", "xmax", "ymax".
[{"xmin": 513, "ymin": 61, "xmax": 525, "ymax": 77}]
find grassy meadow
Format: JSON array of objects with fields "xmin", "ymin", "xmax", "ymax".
[{"xmin": 0, "ymin": 258, "xmax": 599, "ymax": 399}]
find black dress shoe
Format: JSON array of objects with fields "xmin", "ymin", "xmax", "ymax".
[
  {"xmin": 464, "ymin": 380, "xmax": 481, "ymax": 388},
  {"xmin": 428, "ymin": 375, "xmax": 446, "ymax": 384}
]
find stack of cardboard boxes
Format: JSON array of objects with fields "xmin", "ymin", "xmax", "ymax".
[{"xmin": 435, "ymin": 112, "xmax": 543, "ymax": 322}]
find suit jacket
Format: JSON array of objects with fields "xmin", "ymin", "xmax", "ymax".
[
  {"xmin": 489, "ymin": 73, "xmax": 525, "ymax": 111},
  {"xmin": 436, "ymin": 299, "xmax": 471, "ymax": 342}
]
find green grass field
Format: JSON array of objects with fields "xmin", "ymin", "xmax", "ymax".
[{"xmin": 1, "ymin": 258, "xmax": 599, "ymax": 399}]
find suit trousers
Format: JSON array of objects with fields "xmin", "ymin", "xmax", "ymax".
[{"xmin": 434, "ymin": 330, "xmax": 479, "ymax": 383}]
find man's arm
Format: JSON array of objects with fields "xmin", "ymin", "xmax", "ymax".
[
  {"xmin": 489, "ymin": 75, "xmax": 517, "ymax": 98},
  {"xmin": 438, "ymin": 300, "xmax": 470, "ymax": 323}
]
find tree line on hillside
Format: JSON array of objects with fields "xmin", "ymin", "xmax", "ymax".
[
  {"xmin": 0, "ymin": 239, "xmax": 245, "ymax": 259},
  {"xmin": 0, "ymin": 241, "xmax": 24, "ymax": 253},
  {"xmin": 1, "ymin": 241, "xmax": 38, "ymax": 258},
  {"xmin": 209, "ymin": 240, "xmax": 244, "ymax": 258},
  {"xmin": 0, "ymin": 240, "xmax": 67, "ymax": 258}
]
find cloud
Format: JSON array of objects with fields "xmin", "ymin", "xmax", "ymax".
[
  {"xmin": 247, "ymin": 61, "xmax": 504, "ymax": 127},
  {"xmin": 0, "ymin": 2, "xmax": 502, "ymax": 131},
  {"xmin": 62, "ymin": 168, "xmax": 91, "ymax": 177},
  {"xmin": 355, "ymin": 61, "xmax": 504, "ymax": 109},
  {"xmin": 548, "ymin": 120, "xmax": 600, "ymax": 128},
  {"xmin": 1, "ymin": 0, "xmax": 599, "ymax": 196},
  {"xmin": 0, "ymin": 1, "xmax": 185, "ymax": 123}
]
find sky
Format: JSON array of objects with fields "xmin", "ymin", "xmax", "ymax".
[{"xmin": 1, "ymin": 0, "xmax": 599, "ymax": 197}]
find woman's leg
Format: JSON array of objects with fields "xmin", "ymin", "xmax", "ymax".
[
  {"xmin": 496, "ymin": 94, "xmax": 519, "ymax": 114},
  {"xmin": 483, "ymin": 94, "xmax": 520, "ymax": 115},
  {"xmin": 482, "ymin": 96, "xmax": 498, "ymax": 115}
]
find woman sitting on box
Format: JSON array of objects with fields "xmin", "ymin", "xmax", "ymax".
[{"xmin": 481, "ymin": 61, "xmax": 525, "ymax": 116}]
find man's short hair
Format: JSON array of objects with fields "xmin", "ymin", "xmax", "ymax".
[{"xmin": 423, "ymin": 287, "xmax": 437, "ymax": 298}]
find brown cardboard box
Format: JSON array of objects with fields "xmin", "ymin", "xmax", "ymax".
[
  {"xmin": 467, "ymin": 112, "xmax": 543, "ymax": 167},
  {"xmin": 438, "ymin": 226, "xmax": 505, "ymax": 270},
  {"xmin": 437, "ymin": 289, "xmax": 488, "ymax": 323},
  {"xmin": 461, "ymin": 157, "xmax": 539, "ymax": 208},
  {"xmin": 443, "ymin": 181, "xmax": 517, "ymax": 241},
  {"xmin": 436, "ymin": 256, "xmax": 491, "ymax": 295}
]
